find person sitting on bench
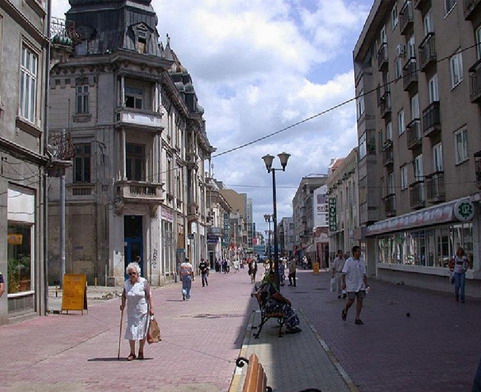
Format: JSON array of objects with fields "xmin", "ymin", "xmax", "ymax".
[{"xmin": 256, "ymin": 271, "xmax": 302, "ymax": 334}]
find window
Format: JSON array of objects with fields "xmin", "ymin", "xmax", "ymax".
[
  {"xmin": 73, "ymin": 144, "xmax": 91, "ymax": 183},
  {"xmin": 428, "ymin": 74, "xmax": 439, "ymax": 102},
  {"xmin": 386, "ymin": 121, "xmax": 393, "ymax": 140},
  {"xmin": 356, "ymin": 89, "xmax": 365, "ymax": 120},
  {"xmin": 450, "ymin": 52, "xmax": 463, "ymax": 88},
  {"xmin": 125, "ymin": 86, "xmax": 143, "ymax": 109},
  {"xmin": 8, "ymin": 223, "xmax": 32, "ymax": 293},
  {"xmin": 476, "ymin": 26, "xmax": 481, "ymax": 61},
  {"xmin": 126, "ymin": 143, "xmax": 145, "ymax": 181},
  {"xmin": 380, "ymin": 26, "xmax": 387, "ymax": 44},
  {"xmin": 400, "ymin": 165, "xmax": 408, "ymax": 190},
  {"xmin": 414, "ymin": 154, "xmax": 423, "ymax": 181},
  {"xmin": 391, "ymin": 5, "xmax": 398, "ymax": 29},
  {"xmin": 20, "ymin": 45, "xmax": 38, "ymax": 123},
  {"xmin": 423, "ymin": 9, "xmax": 434, "ymax": 35},
  {"xmin": 410, "ymin": 94, "xmax": 420, "ymax": 119},
  {"xmin": 433, "ymin": 143, "xmax": 443, "ymax": 172},
  {"xmin": 445, "ymin": 0, "xmax": 457, "ymax": 15},
  {"xmin": 398, "ymin": 109, "xmax": 405, "ymax": 135},
  {"xmin": 407, "ymin": 36, "xmax": 416, "ymax": 59},
  {"xmin": 359, "ymin": 132, "xmax": 367, "ymax": 159},
  {"xmin": 454, "ymin": 128, "xmax": 468, "ymax": 164},
  {"xmin": 394, "ymin": 57, "xmax": 403, "ymax": 80},
  {"xmin": 76, "ymin": 85, "xmax": 89, "ymax": 114},
  {"xmin": 387, "ymin": 171, "xmax": 395, "ymax": 195}
]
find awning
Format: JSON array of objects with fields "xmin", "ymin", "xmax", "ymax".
[{"xmin": 366, "ymin": 197, "xmax": 474, "ymax": 236}]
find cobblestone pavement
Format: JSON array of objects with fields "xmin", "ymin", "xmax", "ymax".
[{"xmin": 0, "ymin": 268, "xmax": 479, "ymax": 391}]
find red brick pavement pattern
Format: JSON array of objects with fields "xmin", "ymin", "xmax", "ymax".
[
  {"xmin": 0, "ymin": 271, "xmax": 257, "ymax": 392},
  {"xmin": 292, "ymin": 269, "xmax": 481, "ymax": 392}
]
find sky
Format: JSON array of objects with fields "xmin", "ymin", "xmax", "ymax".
[{"xmin": 51, "ymin": 0, "xmax": 374, "ymax": 235}]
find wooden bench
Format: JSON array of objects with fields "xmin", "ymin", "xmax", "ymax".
[
  {"xmin": 251, "ymin": 291, "xmax": 285, "ymax": 338},
  {"xmin": 236, "ymin": 354, "xmax": 272, "ymax": 392},
  {"xmin": 236, "ymin": 354, "xmax": 322, "ymax": 392}
]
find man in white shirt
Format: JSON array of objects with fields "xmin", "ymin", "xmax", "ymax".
[
  {"xmin": 179, "ymin": 257, "xmax": 194, "ymax": 300},
  {"xmin": 341, "ymin": 245, "xmax": 369, "ymax": 325}
]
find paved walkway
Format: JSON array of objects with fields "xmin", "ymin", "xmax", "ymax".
[{"xmin": 0, "ymin": 267, "xmax": 480, "ymax": 391}]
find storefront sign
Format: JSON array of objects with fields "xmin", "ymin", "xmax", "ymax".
[
  {"xmin": 328, "ymin": 198, "xmax": 337, "ymax": 231},
  {"xmin": 454, "ymin": 200, "xmax": 475, "ymax": 222}
]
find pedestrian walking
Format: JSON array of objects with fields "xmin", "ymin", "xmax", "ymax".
[
  {"xmin": 449, "ymin": 247, "xmax": 469, "ymax": 303},
  {"xmin": 248, "ymin": 258, "xmax": 257, "ymax": 284},
  {"xmin": 120, "ymin": 262, "xmax": 154, "ymax": 361},
  {"xmin": 331, "ymin": 250, "xmax": 346, "ymax": 299},
  {"xmin": 180, "ymin": 257, "xmax": 194, "ymax": 300},
  {"xmin": 288, "ymin": 257, "xmax": 297, "ymax": 286},
  {"xmin": 199, "ymin": 258, "xmax": 209, "ymax": 287},
  {"xmin": 0, "ymin": 271, "xmax": 4, "ymax": 297},
  {"xmin": 341, "ymin": 245, "xmax": 369, "ymax": 325}
]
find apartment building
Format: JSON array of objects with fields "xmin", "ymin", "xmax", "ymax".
[
  {"xmin": 47, "ymin": 0, "xmax": 214, "ymax": 286},
  {"xmin": 292, "ymin": 175, "xmax": 327, "ymax": 262},
  {"xmin": 354, "ymin": 0, "xmax": 481, "ymax": 295},
  {"xmin": 278, "ymin": 216, "xmax": 295, "ymax": 258},
  {"xmin": 326, "ymin": 149, "xmax": 359, "ymax": 261},
  {"xmin": 0, "ymin": 0, "xmax": 50, "ymax": 324}
]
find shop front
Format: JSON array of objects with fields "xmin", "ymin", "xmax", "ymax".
[{"xmin": 365, "ymin": 197, "xmax": 481, "ymax": 297}]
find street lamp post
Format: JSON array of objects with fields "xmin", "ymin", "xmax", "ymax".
[
  {"xmin": 263, "ymin": 214, "xmax": 272, "ymax": 269},
  {"xmin": 262, "ymin": 152, "xmax": 290, "ymax": 290}
]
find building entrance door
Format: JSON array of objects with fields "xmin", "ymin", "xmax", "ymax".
[{"xmin": 124, "ymin": 215, "xmax": 143, "ymax": 277}]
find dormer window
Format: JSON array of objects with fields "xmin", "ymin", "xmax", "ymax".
[{"xmin": 132, "ymin": 24, "xmax": 150, "ymax": 54}]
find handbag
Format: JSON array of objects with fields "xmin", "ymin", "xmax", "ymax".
[
  {"xmin": 147, "ymin": 316, "xmax": 161, "ymax": 344},
  {"xmin": 330, "ymin": 277, "xmax": 337, "ymax": 292}
]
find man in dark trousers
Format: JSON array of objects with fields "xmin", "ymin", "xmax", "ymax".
[{"xmin": 199, "ymin": 258, "xmax": 209, "ymax": 287}]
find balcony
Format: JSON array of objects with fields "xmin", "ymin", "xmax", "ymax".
[
  {"xmin": 414, "ymin": 0, "xmax": 429, "ymax": 10},
  {"xmin": 383, "ymin": 140, "xmax": 394, "ymax": 167},
  {"xmin": 418, "ymin": 33, "xmax": 436, "ymax": 72},
  {"xmin": 379, "ymin": 91, "xmax": 391, "ymax": 119},
  {"xmin": 425, "ymin": 171, "xmax": 445, "ymax": 203},
  {"xmin": 464, "ymin": 0, "xmax": 481, "ymax": 20},
  {"xmin": 475, "ymin": 151, "xmax": 481, "ymax": 189},
  {"xmin": 115, "ymin": 108, "xmax": 163, "ymax": 132},
  {"xmin": 187, "ymin": 202, "xmax": 199, "ymax": 221},
  {"xmin": 402, "ymin": 58, "xmax": 418, "ymax": 91},
  {"xmin": 383, "ymin": 193, "xmax": 396, "ymax": 217},
  {"xmin": 409, "ymin": 180, "xmax": 425, "ymax": 209},
  {"xmin": 399, "ymin": 1, "xmax": 414, "ymax": 35},
  {"xmin": 377, "ymin": 42, "xmax": 389, "ymax": 71},
  {"xmin": 115, "ymin": 181, "xmax": 164, "ymax": 203},
  {"xmin": 469, "ymin": 58, "xmax": 481, "ymax": 103},
  {"xmin": 406, "ymin": 119, "xmax": 422, "ymax": 150},
  {"xmin": 422, "ymin": 101, "xmax": 441, "ymax": 137}
]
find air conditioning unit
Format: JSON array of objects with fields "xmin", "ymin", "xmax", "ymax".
[{"xmin": 396, "ymin": 44, "xmax": 406, "ymax": 57}]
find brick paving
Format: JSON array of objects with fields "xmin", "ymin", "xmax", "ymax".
[{"xmin": 0, "ymin": 268, "xmax": 479, "ymax": 391}]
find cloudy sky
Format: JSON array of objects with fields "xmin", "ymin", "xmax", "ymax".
[{"xmin": 51, "ymin": 0, "xmax": 373, "ymax": 235}]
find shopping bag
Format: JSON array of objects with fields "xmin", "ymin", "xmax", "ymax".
[
  {"xmin": 330, "ymin": 277, "xmax": 337, "ymax": 293},
  {"xmin": 147, "ymin": 316, "xmax": 161, "ymax": 344}
]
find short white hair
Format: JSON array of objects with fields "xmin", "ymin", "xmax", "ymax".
[{"xmin": 126, "ymin": 262, "xmax": 141, "ymax": 275}]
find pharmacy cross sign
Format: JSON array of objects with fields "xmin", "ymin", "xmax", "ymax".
[{"xmin": 454, "ymin": 200, "xmax": 475, "ymax": 222}]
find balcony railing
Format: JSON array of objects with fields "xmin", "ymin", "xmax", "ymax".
[
  {"xmin": 403, "ymin": 57, "xmax": 418, "ymax": 91},
  {"xmin": 426, "ymin": 171, "xmax": 445, "ymax": 203},
  {"xmin": 115, "ymin": 108, "xmax": 163, "ymax": 131},
  {"xmin": 464, "ymin": 0, "xmax": 481, "ymax": 20},
  {"xmin": 409, "ymin": 180, "xmax": 425, "ymax": 209},
  {"xmin": 399, "ymin": 1, "xmax": 414, "ymax": 35},
  {"xmin": 422, "ymin": 101, "xmax": 441, "ymax": 137},
  {"xmin": 406, "ymin": 119, "xmax": 422, "ymax": 149},
  {"xmin": 383, "ymin": 193, "xmax": 396, "ymax": 217},
  {"xmin": 379, "ymin": 91, "xmax": 391, "ymax": 119},
  {"xmin": 377, "ymin": 42, "xmax": 389, "ymax": 71},
  {"xmin": 115, "ymin": 181, "xmax": 164, "ymax": 202},
  {"xmin": 419, "ymin": 32, "xmax": 436, "ymax": 71},
  {"xmin": 469, "ymin": 58, "xmax": 481, "ymax": 103},
  {"xmin": 383, "ymin": 141, "xmax": 394, "ymax": 167}
]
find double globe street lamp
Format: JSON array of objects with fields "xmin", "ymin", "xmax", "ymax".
[{"xmin": 261, "ymin": 152, "xmax": 290, "ymax": 290}]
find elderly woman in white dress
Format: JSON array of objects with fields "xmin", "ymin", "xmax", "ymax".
[{"xmin": 120, "ymin": 262, "xmax": 154, "ymax": 361}]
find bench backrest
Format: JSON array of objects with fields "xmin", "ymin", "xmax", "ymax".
[{"xmin": 243, "ymin": 353, "xmax": 268, "ymax": 392}]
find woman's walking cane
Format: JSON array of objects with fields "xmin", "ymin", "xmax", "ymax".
[{"xmin": 117, "ymin": 308, "xmax": 124, "ymax": 360}]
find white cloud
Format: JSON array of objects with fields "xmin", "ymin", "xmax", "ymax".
[{"xmin": 50, "ymin": 0, "xmax": 372, "ymax": 234}]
